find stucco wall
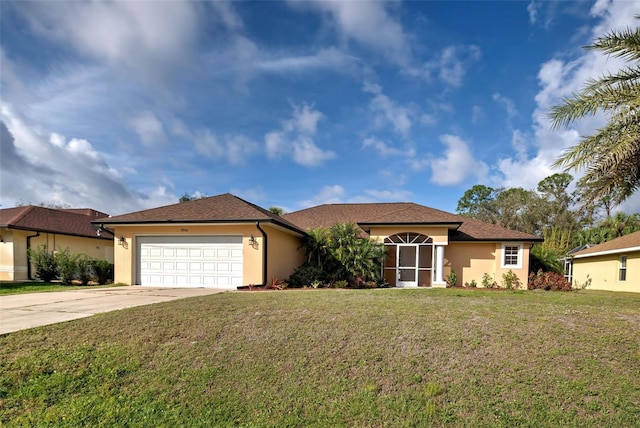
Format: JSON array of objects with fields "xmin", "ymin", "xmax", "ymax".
[
  {"xmin": 0, "ymin": 229, "xmax": 17, "ymax": 280},
  {"xmin": 0, "ymin": 229, "xmax": 113, "ymax": 281},
  {"xmin": 263, "ymin": 224, "xmax": 304, "ymax": 284},
  {"xmin": 573, "ymin": 252, "xmax": 640, "ymax": 293},
  {"xmin": 111, "ymin": 224, "xmax": 296, "ymax": 286},
  {"xmin": 369, "ymin": 226, "xmax": 450, "ymax": 244},
  {"xmin": 446, "ymin": 242, "xmax": 530, "ymax": 288}
]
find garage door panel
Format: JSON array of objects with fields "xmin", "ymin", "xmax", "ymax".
[{"xmin": 137, "ymin": 235, "xmax": 243, "ymax": 289}]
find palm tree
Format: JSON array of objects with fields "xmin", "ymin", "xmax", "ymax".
[
  {"xmin": 300, "ymin": 228, "xmax": 330, "ymax": 268},
  {"xmin": 550, "ymin": 19, "xmax": 640, "ymax": 207}
]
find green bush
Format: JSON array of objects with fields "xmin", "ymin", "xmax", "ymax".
[
  {"xmin": 445, "ymin": 269, "xmax": 457, "ymax": 287},
  {"xmin": 76, "ymin": 254, "xmax": 92, "ymax": 286},
  {"xmin": 481, "ymin": 273, "xmax": 498, "ymax": 289},
  {"xmin": 501, "ymin": 270, "xmax": 522, "ymax": 290},
  {"xmin": 464, "ymin": 279, "xmax": 477, "ymax": 288},
  {"xmin": 90, "ymin": 259, "xmax": 113, "ymax": 285},
  {"xmin": 287, "ymin": 263, "xmax": 328, "ymax": 288},
  {"xmin": 27, "ymin": 245, "xmax": 57, "ymax": 282},
  {"xmin": 55, "ymin": 248, "xmax": 77, "ymax": 285},
  {"xmin": 334, "ymin": 280, "xmax": 349, "ymax": 288}
]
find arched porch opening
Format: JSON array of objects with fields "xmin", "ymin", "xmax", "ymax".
[{"xmin": 383, "ymin": 232, "xmax": 433, "ymax": 287}]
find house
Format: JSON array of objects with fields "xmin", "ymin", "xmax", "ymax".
[
  {"xmin": 96, "ymin": 193, "xmax": 541, "ymax": 289},
  {"xmin": 0, "ymin": 206, "xmax": 114, "ymax": 281},
  {"xmin": 571, "ymin": 230, "xmax": 640, "ymax": 293}
]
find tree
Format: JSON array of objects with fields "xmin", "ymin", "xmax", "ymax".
[
  {"xmin": 550, "ymin": 19, "xmax": 640, "ymax": 208},
  {"xmin": 179, "ymin": 192, "xmax": 207, "ymax": 203},
  {"xmin": 456, "ymin": 184, "xmax": 498, "ymax": 223},
  {"xmin": 268, "ymin": 206, "xmax": 284, "ymax": 216}
]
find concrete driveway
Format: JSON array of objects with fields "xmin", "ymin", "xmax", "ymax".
[{"xmin": 0, "ymin": 286, "xmax": 228, "ymax": 335}]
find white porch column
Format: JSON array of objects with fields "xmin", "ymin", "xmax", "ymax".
[{"xmin": 434, "ymin": 245, "xmax": 446, "ymax": 287}]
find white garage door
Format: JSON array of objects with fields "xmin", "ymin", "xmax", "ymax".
[{"xmin": 137, "ymin": 235, "xmax": 243, "ymax": 288}]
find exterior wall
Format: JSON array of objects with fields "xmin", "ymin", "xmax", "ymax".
[
  {"xmin": 0, "ymin": 229, "xmax": 18, "ymax": 281},
  {"xmin": 0, "ymin": 229, "xmax": 113, "ymax": 281},
  {"xmin": 446, "ymin": 242, "xmax": 531, "ymax": 288},
  {"xmin": 573, "ymin": 252, "xmax": 640, "ymax": 293},
  {"xmin": 368, "ymin": 226, "xmax": 449, "ymax": 244},
  {"xmin": 263, "ymin": 224, "xmax": 305, "ymax": 284},
  {"xmin": 111, "ymin": 224, "xmax": 282, "ymax": 286}
]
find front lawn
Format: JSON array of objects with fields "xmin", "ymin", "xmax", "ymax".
[
  {"xmin": 0, "ymin": 282, "xmax": 124, "ymax": 296},
  {"xmin": 1, "ymin": 289, "xmax": 639, "ymax": 426}
]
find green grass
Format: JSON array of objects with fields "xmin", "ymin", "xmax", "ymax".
[
  {"xmin": 0, "ymin": 282, "xmax": 125, "ymax": 296},
  {"xmin": 1, "ymin": 288, "xmax": 639, "ymax": 426}
]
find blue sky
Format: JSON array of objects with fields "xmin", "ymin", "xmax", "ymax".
[{"xmin": 1, "ymin": 0, "xmax": 639, "ymax": 216}]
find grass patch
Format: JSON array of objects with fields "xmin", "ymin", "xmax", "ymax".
[
  {"xmin": 1, "ymin": 288, "xmax": 639, "ymax": 426},
  {"xmin": 0, "ymin": 282, "xmax": 126, "ymax": 296}
]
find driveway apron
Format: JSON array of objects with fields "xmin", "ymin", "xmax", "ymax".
[{"xmin": 0, "ymin": 287, "xmax": 227, "ymax": 335}]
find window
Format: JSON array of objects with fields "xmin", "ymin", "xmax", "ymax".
[
  {"xmin": 619, "ymin": 256, "xmax": 627, "ymax": 282},
  {"xmin": 501, "ymin": 243, "xmax": 522, "ymax": 269}
]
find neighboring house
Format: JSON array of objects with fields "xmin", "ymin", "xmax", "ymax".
[
  {"xmin": 571, "ymin": 230, "xmax": 640, "ymax": 293},
  {"xmin": 97, "ymin": 193, "xmax": 541, "ymax": 289},
  {"xmin": 0, "ymin": 206, "xmax": 114, "ymax": 281}
]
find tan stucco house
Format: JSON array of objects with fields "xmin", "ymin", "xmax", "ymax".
[
  {"xmin": 571, "ymin": 230, "xmax": 640, "ymax": 293},
  {"xmin": 0, "ymin": 206, "xmax": 114, "ymax": 281},
  {"xmin": 97, "ymin": 193, "xmax": 540, "ymax": 289}
]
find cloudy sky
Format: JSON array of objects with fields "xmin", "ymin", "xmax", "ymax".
[{"xmin": 1, "ymin": 0, "xmax": 639, "ymax": 216}]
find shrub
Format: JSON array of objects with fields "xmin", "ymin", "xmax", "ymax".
[
  {"xmin": 445, "ymin": 269, "xmax": 457, "ymax": 287},
  {"xmin": 27, "ymin": 245, "xmax": 57, "ymax": 282},
  {"xmin": 55, "ymin": 248, "xmax": 78, "ymax": 285},
  {"xmin": 573, "ymin": 275, "xmax": 592, "ymax": 291},
  {"xmin": 481, "ymin": 273, "xmax": 498, "ymax": 289},
  {"xmin": 287, "ymin": 262, "xmax": 328, "ymax": 288},
  {"xmin": 334, "ymin": 279, "xmax": 349, "ymax": 289},
  {"xmin": 528, "ymin": 270, "xmax": 572, "ymax": 291},
  {"xmin": 90, "ymin": 259, "xmax": 114, "ymax": 285},
  {"xmin": 464, "ymin": 279, "xmax": 477, "ymax": 288},
  {"xmin": 76, "ymin": 254, "xmax": 93, "ymax": 286},
  {"xmin": 501, "ymin": 270, "xmax": 522, "ymax": 290}
]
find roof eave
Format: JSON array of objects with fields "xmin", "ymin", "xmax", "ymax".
[
  {"xmin": 358, "ymin": 221, "xmax": 463, "ymax": 229},
  {"xmin": 1, "ymin": 224, "xmax": 114, "ymax": 241},
  {"xmin": 573, "ymin": 245, "xmax": 640, "ymax": 259},
  {"xmin": 93, "ymin": 218, "xmax": 306, "ymax": 236}
]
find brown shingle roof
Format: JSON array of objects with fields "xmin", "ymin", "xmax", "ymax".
[
  {"xmin": 573, "ymin": 230, "xmax": 640, "ymax": 258},
  {"xmin": 283, "ymin": 203, "xmax": 541, "ymax": 242},
  {"xmin": 450, "ymin": 217, "xmax": 542, "ymax": 242},
  {"xmin": 0, "ymin": 206, "xmax": 112, "ymax": 240},
  {"xmin": 282, "ymin": 203, "xmax": 462, "ymax": 230},
  {"xmin": 97, "ymin": 193, "xmax": 305, "ymax": 234}
]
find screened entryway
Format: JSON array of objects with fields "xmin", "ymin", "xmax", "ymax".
[{"xmin": 384, "ymin": 232, "xmax": 433, "ymax": 287}]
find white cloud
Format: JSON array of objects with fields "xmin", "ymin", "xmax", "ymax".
[
  {"xmin": 17, "ymin": 1, "xmax": 200, "ymax": 82},
  {"xmin": 420, "ymin": 113, "xmax": 437, "ymax": 127},
  {"xmin": 365, "ymin": 189, "xmax": 412, "ymax": 201},
  {"xmin": 492, "ymin": 92, "xmax": 519, "ymax": 122},
  {"xmin": 430, "ymin": 135, "xmax": 488, "ymax": 186},
  {"xmin": 193, "ymin": 128, "xmax": 258, "ymax": 164},
  {"xmin": 471, "ymin": 105, "xmax": 484, "ymax": 124},
  {"xmin": 264, "ymin": 104, "xmax": 335, "ymax": 167},
  {"xmin": 299, "ymin": 185, "xmax": 346, "ymax": 208},
  {"xmin": 293, "ymin": 136, "xmax": 336, "ymax": 167},
  {"xmin": 493, "ymin": 0, "xmax": 638, "ymax": 192},
  {"xmin": 288, "ymin": 104, "xmax": 324, "ymax": 134},
  {"xmin": 290, "ymin": 0, "xmax": 411, "ymax": 68},
  {"xmin": 257, "ymin": 48, "xmax": 360, "ymax": 75},
  {"xmin": 422, "ymin": 45, "xmax": 482, "ymax": 87},
  {"xmin": 527, "ymin": 1, "xmax": 539, "ymax": 25},
  {"xmin": 129, "ymin": 111, "xmax": 166, "ymax": 146},
  {"xmin": 363, "ymin": 82, "xmax": 413, "ymax": 137},
  {"xmin": 362, "ymin": 136, "xmax": 412, "ymax": 157},
  {"xmin": 0, "ymin": 105, "xmax": 176, "ymax": 214}
]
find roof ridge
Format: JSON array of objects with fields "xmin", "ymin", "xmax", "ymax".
[{"xmin": 11, "ymin": 205, "xmax": 35, "ymax": 224}]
